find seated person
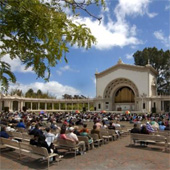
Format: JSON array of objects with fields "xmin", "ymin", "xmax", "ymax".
[
  {"xmin": 140, "ymin": 125, "xmax": 149, "ymax": 134},
  {"xmin": 67, "ymin": 127, "xmax": 86, "ymax": 154},
  {"xmin": 29, "ymin": 124, "xmax": 43, "ymax": 136},
  {"xmin": 73, "ymin": 126, "xmax": 80, "ymax": 136},
  {"xmin": 146, "ymin": 122, "xmax": 155, "ymax": 133},
  {"xmin": 0, "ymin": 126, "xmax": 10, "ymax": 138},
  {"xmin": 79, "ymin": 124, "xmax": 89, "ymax": 133},
  {"xmin": 165, "ymin": 124, "xmax": 170, "ymax": 130},
  {"xmin": 95, "ymin": 121, "xmax": 102, "ymax": 129},
  {"xmin": 131, "ymin": 124, "xmax": 140, "ymax": 133},
  {"xmin": 58, "ymin": 127, "xmax": 74, "ymax": 142},
  {"xmin": 159, "ymin": 122, "xmax": 166, "ymax": 131},
  {"xmin": 108, "ymin": 122, "xmax": 115, "ymax": 130},
  {"xmin": 80, "ymin": 129, "xmax": 93, "ymax": 144},
  {"xmin": 44, "ymin": 127, "xmax": 58, "ymax": 147},
  {"xmin": 16, "ymin": 120, "xmax": 26, "ymax": 128},
  {"xmin": 91, "ymin": 124, "xmax": 102, "ymax": 139},
  {"xmin": 30, "ymin": 133, "xmax": 39, "ymax": 146}
]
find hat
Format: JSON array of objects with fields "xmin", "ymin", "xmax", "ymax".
[
  {"xmin": 69, "ymin": 127, "xmax": 74, "ymax": 131},
  {"xmin": 31, "ymin": 122, "xmax": 36, "ymax": 126}
]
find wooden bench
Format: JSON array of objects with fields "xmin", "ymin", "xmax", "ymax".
[
  {"xmin": 55, "ymin": 139, "xmax": 80, "ymax": 158},
  {"xmin": 0, "ymin": 138, "xmax": 59, "ymax": 169},
  {"xmin": 0, "ymin": 138, "xmax": 20, "ymax": 153},
  {"xmin": 90, "ymin": 134, "xmax": 104, "ymax": 147},
  {"xmin": 115, "ymin": 127, "xmax": 129, "ymax": 136},
  {"xmin": 7, "ymin": 131, "xmax": 23, "ymax": 141},
  {"xmin": 100, "ymin": 130, "xmax": 113, "ymax": 143},
  {"xmin": 7, "ymin": 131, "xmax": 33, "ymax": 143},
  {"xmin": 154, "ymin": 131, "xmax": 170, "ymax": 137},
  {"xmin": 130, "ymin": 133, "xmax": 167, "ymax": 151},
  {"xmin": 108, "ymin": 130, "xmax": 118, "ymax": 140},
  {"xmin": 78, "ymin": 136, "xmax": 94, "ymax": 150}
]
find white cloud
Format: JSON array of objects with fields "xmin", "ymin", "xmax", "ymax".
[
  {"xmin": 75, "ymin": 17, "xmax": 141, "ymax": 50},
  {"xmin": 126, "ymin": 53, "xmax": 134, "ymax": 60},
  {"xmin": 165, "ymin": 5, "xmax": 170, "ymax": 10},
  {"xmin": 56, "ymin": 70, "xmax": 62, "ymax": 76},
  {"xmin": 165, "ymin": 0, "xmax": 170, "ymax": 10},
  {"xmin": 56, "ymin": 65, "xmax": 79, "ymax": 76},
  {"xmin": 153, "ymin": 30, "xmax": 170, "ymax": 47},
  {"xmin": 60, "ymin": 65, "xmax": 71, "ymax": 71},
  {"xmin": 1, "ymin": 54, "xmax": 33, "ymax": 73},
  {"xmin": 146, "ymin": 12, "xmax": 157, "ymax": 18},
  {"xmin": 114, "ymin": 0, "xmax": 157, "ymax": 20},
  {"xmin": 9, "ymin": 81, "xmax": 81, "ymax": 98},
  {"xmin": 72, "ymin": 0, "xmax": 157, "ymax": 50}
]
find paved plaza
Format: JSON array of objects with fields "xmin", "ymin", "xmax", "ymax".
[{"xmin": 0, "ymin": 135, "xmax": 169, "ymax": 170}]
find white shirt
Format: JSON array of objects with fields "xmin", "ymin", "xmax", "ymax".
[
  {"xmin": 67, "ymin": 132, "xmax": 78, "ymax": 142},
  {"xmin": 44, "ymin": 132, "xmax": 58, "ymax": 146}
]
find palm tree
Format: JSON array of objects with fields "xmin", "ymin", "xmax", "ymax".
[{"xmin": 0, "ymin": 60, "xmax": 16, "ymax": 92}]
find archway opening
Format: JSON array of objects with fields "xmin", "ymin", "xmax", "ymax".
[
  {"xmin": 115, "ymin": 86, "xmax": 135, "ymax": 103},
  {"xmin": 114, "ymin": 86, "xmax": 135, "ymax": 111}
]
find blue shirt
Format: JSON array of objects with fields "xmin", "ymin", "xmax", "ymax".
[
  {"xmin": 159, "ymin": 125, "xmax": 166, "ymax": 131},
  {"xmin": 16, "ymin": 122, "xmax": 26, "ymax": 128},
  {"xmin": 0, "ymin": 131, "xmax": 10, "ymax": 138}
]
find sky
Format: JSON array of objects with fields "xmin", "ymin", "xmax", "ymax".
[{"xmin": 3, "ymin": 0, "xmax": 170, "ymax": 98}]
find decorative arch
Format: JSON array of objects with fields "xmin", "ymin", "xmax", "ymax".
[{"xmin": 103, "ymin": 78, "xmax": 139, "ymax": 99}]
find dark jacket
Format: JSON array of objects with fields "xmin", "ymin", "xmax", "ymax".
[{"xmin": 131, "ymin": 128, "xmax": 140, "ymax": 133}]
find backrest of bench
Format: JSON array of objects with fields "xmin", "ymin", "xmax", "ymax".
[
  {"xmin": 90, "ymin": 134, "xmax": 99, "ymax": 140},
  {"xmin": 131, "ymin": 134, "xmax": 166, "ymax": 142},
  {"xmin": 1, "ymin": 138, "xmax": 20, "ymax": 148},
  {"xmin": 11, "ymin": 132, "xmax": 23, "ymax": 139},
  {"xmin": 20, "ymin": 142, "xmax": 33, "ymax": 151},
  {"xmin": 78, "ymin": 136, "xmax": 89, "ymax": 144},
  {"xmin": 30, "ymin": 145, "xmax": 49, "ymax": 157},
  {"xmin": 108, "ymin": 130, "xmax": 116, "ymax": 134},
  {"xmin": 22, "ymin": 134, "xmax": 33, "ymax": 141},
  {"xmin": 155, "ymin": 131, "xmax": 170, "ymax": 137},
  {"xmin": 57, "ymin": 139, "xmax": 76, "ymax": 148}
]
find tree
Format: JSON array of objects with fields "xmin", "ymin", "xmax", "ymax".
[
  {"xmin": 0, "ymin": 0, "xmax": 105, "ymax": 91},
  {"xmin": 133, "ymin": 47, "xmax": 170, "ymax": 95},
  {"xmin": 62, "ymin": 94, "xmax": 72, "ymax": 99},
  {"xmin": 25, "ymin": 88, "xmax": 34, "ymax": 98},
  {"xmin": 37, "ymin": 89, "xmax": 42, "ymax": 98},
  {"xmin": 0, "ymin": 60, "xmax": 16, "ymax": 91},
  {"xmin": 10, "ymin": 88, "xmax": 23, "ymax": 96}
]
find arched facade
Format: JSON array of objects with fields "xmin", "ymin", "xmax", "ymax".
[
  {"xmin": 103, "ymin": 78, "xmax": 139, "ymax": 111},
  {"xmin": 94, "ymin": 60, "xmax": 170, "ymax": 113}
]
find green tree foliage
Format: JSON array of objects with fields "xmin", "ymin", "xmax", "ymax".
[
  {"xmin": 0, "ymin": 60, "xmax": 16, "ymax": 91},
  {"xmin": 37, "ymin": 89, "xmax": 42, "ymax": 98},
  {"xmin": 10, "ymin": 88, "xmax": 23, "ymax": 96},
  {"xmin": 133, "ymin": 47, "xmax": 170, "ymax": 95},
  {"xmin": 0, "ymin": 0, "xmax": 105, "ymax": 91},
  {"xmin": 62, "ymin": 93, "xmax": 87, "ymax": 99},
  {"xmin": 25, "ymin": 88, "xmax": 34, "ymax": 98},
  {"xmin": 25, "ymin": 88, "xmax": 55, "ymax": 98}
]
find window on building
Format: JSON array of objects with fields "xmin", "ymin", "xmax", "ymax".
[
  {"xmin": 154, "ymin": 102, "xmax": 156, "ymax": 108},
  {"xmin": 98, "ymin": 104, "xmax": 101, "ymax": 109},
  {"xmin": 143, "ymin": 103, "xmax": 145, "ymax": 109},
  {"xmin": 105, "ymin": 102, "xmax": 109, "ymax": 110}
]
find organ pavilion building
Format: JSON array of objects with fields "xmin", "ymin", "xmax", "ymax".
[{"xmin": 0, "ymin": 59, "xmax": 170, "ymax": 113}]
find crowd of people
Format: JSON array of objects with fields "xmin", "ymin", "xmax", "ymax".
[{"xmin": 0, "ymin": 111, "xmax": 169, "ymax": 161}]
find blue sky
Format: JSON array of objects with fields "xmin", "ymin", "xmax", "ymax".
[{"xmin": 4, "ymin": 0, "xmax": 170, "ymax": 98}]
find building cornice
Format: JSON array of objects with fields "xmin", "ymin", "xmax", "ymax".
[{"xmin": 95, "ymin": 63, "xmax": 158, "ymax": 78}]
